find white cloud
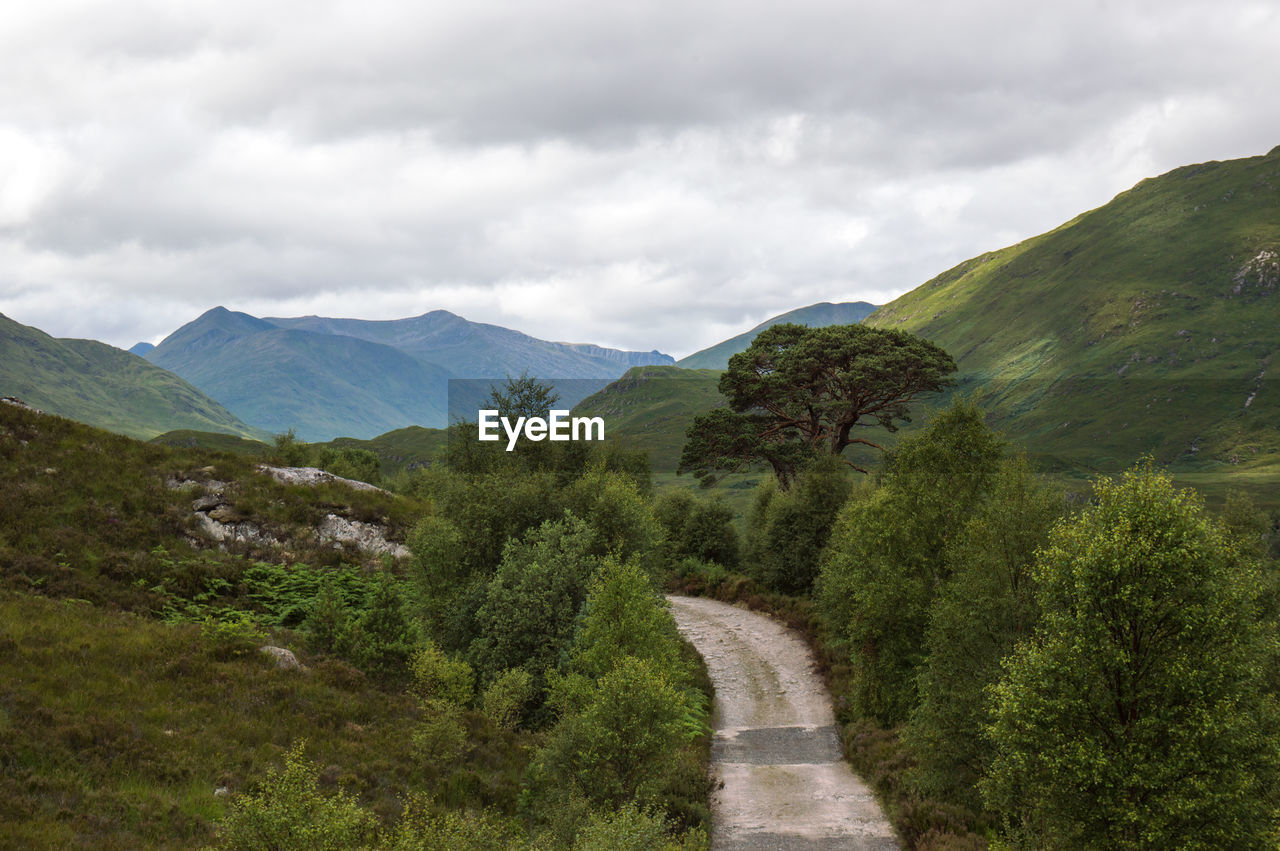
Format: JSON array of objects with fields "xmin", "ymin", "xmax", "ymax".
[{"xmin": 0, "ymin": 0, "xmax": 1278, "ymax": 358}]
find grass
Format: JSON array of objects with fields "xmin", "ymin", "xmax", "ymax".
[
  {"xmin": 0, "ymin": 592, "xmax": 541, "ymax": 848},
  {"xmin": 0, "ymin": 314, "xmax": 264, "ymax": 441}
]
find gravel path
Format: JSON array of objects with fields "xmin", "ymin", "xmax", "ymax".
[{"xmin": 668, "ymin": 595, "xmax": 898, "ymax": 850}]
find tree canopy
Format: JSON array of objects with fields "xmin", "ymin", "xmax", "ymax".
[{"xmin": 678, "ymin": 323, "xmax": 955, "ymax": 486}]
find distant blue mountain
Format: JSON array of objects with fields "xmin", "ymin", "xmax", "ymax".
[{"xmin": 146, "ymin": 307, "xmax": 674, "ymax": 440}]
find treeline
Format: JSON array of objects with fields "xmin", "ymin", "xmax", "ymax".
[
  {"xmin": 212, "ymin": 413, "xmax": 743, "ymax": 849},
  {"xmin": 722, "ymin": 401, "xmax": 1280, "ymax": 848}
]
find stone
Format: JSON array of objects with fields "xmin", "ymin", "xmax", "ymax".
[{"xmin": 260, "ymin": 646, "xmax": 305, "ymax": 671}]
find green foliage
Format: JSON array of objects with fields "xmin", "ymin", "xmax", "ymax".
[
  {"xmin": 653, "ymin": 490, "xmax": 739, "ymax": 568},
  {"xmin": 409, "ymin": 642, "xmax": 475, "ymax": 706},
  {"xmin": 681, "ymin": 322, "xmax": 957, "ymax": 485},
  {"xmin": 411, "ymin": 699, "xmax": 469, "ymax": 770},
  {"xmin": 467, "ymin": 515, "xmax": 602, "ymax": 689},
  {"xmin": 272, "ymin": 428, "xmax": 312, "ymax": 467},
  {"xmin": 483, "ymin": 371, "xmax": 561, "ymax": 420},
  {"xmin": 534, "ymin": 657, "xmax": 701, "ymax": 811},
  {"xmin": 563, "ymin": 463, "xmax": 660, "ymax": 561},
  {"xmin": 383, "ymin": 796, "xmax": 525, "ymax": 850},
  {"xmin": 982, "ymin": 462, "xmax": 1280, "ymax": 848},
  {"xmin": 569, "ymin": 558, "xmax": 686, "ymax": 681},
  {"xmin": 572, "ymin": 802, "xmax": 709, "ymax": 851},
  {"xmin": 906, "ymin": 456, "xmax": 1063, "ymax": 808},
  {"xmin": 744, "ymin": 455, "xmax": 853, "ymax": 594},
  {"xmin": 350, "ymin": 570, "xmax": 418, "ymax": 687},
  {"xmin": 481, "ymin": 668, "xmax": 535, "ymax": 730},
  {"xmin": 201, "ymin": 610, "xmax": 266, "ymax": 660},
  {"xmin": 213, "ymin": 741, "xmax": 379, "ymax": 850},
  {"xmin": 818, "ymin": 401, "xmax": 1004, "ymax": 723},
  {"xmin": 314, "ymin": 446, "xmax": 382, "ymax": 485},
  {"xmin": 303, "ymin": 577, "xmax": 354, "ymax": 655}
]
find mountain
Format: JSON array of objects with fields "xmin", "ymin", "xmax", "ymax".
[
  {"xmin": 147, "ymin": 307, "xmax": 675, "ymax": 440},
  {"xmin": 677, "ymin": 301, "xmax": 877, "ymax": 370},
  {"xmin": 0, "ymin": 312, "xmax": 264, "ymax": 440},
  {"xmin": 128, "ymin": 342, "xmax": 154, "ymax": 356},
  {"xmin": 264, "ymin": 310, "xmax": 672, "ymax": 378},
  {"xmin": 146, "ymin": 308, "xmax": 453, "ymax": 441},
  {"xmin": 572, "ymin": 365, "xmax": 724, "ymax": 473},
  {"xmin": 866, "ymin": 145, "xmax": 1280, "ymax": 480}
]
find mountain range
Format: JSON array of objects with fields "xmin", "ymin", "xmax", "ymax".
[
  {"xmin": 0, "ymin": 313, "xmax": 263, "ymax": 441},
  {"xmin": 144, "ymin": 307, "xmax": 674, "ymax": 440}
]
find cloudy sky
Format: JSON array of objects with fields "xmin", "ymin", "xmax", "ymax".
[{"xmin": 1, "ymin": 0, "xmax": 1278, "ymax": 358}]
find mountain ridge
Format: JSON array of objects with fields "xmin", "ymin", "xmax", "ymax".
[
  {"xmin": 0, "ymin": 312, "xmax": 265, "ymax": 440},
  {"xmin": 677, "ymin": 301, "xmax": 877, "ymax": 370}
]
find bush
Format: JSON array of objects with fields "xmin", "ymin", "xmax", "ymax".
[
  {"xmin": 654, "ymin": 491, "xmax": 739, "ymax": 569},
  {"xmin": 213, "ymin": 741, "xmax": 378, "ymax": 850},
  {"xmin": 481, "ymin": 668, "xmax": 534, "ymax": 730},
  {"xmin": 745, "ymin": 455, "xmax": 852, "ymax": 594},
  {"xmin": 534, "ymin": 656, "xmax": 702, "ymax": 810},
  {"xmin": 201, "ymin": 610, "xmax": 265, "ymax": 660},
  {"xmin": 983, "ymin": 462, "xmax": 1280, "ymax": 847},
  {"xmin": 572, "ymin": 802, "xmax": 709, "ymax": 851},
  {"xmin": 409, "ymin": 642, "xmax": 475, "ymax": 706}
]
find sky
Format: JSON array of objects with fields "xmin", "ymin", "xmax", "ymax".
[{"xmin": 1, "ymin": 1, "xmax": 1278, "ymax": 359}]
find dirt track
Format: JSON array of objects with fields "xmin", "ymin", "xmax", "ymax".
[{"xmin": 668, "ymin": 595, "xmax": 898, "ymax": 850}]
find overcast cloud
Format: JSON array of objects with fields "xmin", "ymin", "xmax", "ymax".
[{"xmin": 1, "ymin": 0, "xmax": 1277, "ymax": 357}]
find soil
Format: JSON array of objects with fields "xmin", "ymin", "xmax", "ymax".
[{"xmin": 668, "ymin": 595, "xmax": 898, "ymax": 850}]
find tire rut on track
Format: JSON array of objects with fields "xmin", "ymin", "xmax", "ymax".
[{"xmin": 668, "ymin": 595, "xmax": 898, "ymax": 851}]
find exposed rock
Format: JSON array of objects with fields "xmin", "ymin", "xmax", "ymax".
[
  {"xmin": 194, "ymin": 512, "xmax": 281, "ymax": 548},
  {"xmin": 1231, "ymin": 248, "xmax": 1279, "ymax": 295},
  {"xmin": 260, "ymin": 645, "xmax": 306, "ymax": 671},
  {"xmin": 258, "ymin": 464, "xmax": 385, "ymax": 493},
  {"xmin": 207, "ymin": 504, "xmax": 239, "ymax": 523},
  {"xmin": 316, "ymin": 513, "xmax": 410, "ymax": 558},
  {"xmin": 191, "ymin": 493, "xmax": 223, "ymax": 511},
  {"xmin": 0, "ymin": 396, "xmax": 42, "ymax": 414}
]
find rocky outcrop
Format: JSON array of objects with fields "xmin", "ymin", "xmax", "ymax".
[
  {"xmin": 168, "ymin": 465, "xmax": 407, "ymax": 558},
  {"xmin": 257, "ymin": 464, "xmax": 386, "ymax": 492},
  {"xmin": 260, "ymin": 645, "xmax": 306, "ymax": 671},
  {"xmin": 0, "ymin": 396, "xmax": 42, "ymax": 414},
  {"xmin": 316, "ymin": 513, "xmax": 410, "ymax": 559}
]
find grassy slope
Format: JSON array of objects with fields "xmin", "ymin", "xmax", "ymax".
[
  {"xmin": 677, "ymin": 301, "xmax": 877, "ymax": 370},
  {"xmin": 0, "ymin": 404, "xmax": 539, "ymax": 848},
  {"xmin": 0, "ymin": 314, "xmax": 265, "ymax": 442},
  {"xmin": 0, "ymin": 593, "xmax": 433, "ymax": 848},
  {"xmin": 571, "ymin": 366, "xmax": 725, "ymax": 474},
  {"xmin": 866, "ymin": 146, "xmax": 1280, "ymax": 491}
]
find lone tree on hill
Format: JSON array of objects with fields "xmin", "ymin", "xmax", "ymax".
[{"xmin": 678, "ymin": 323, "xmax": 956, "ymax": 486}]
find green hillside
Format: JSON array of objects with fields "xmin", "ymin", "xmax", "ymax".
[
  {"xmin": 0, "ymin": 313, "xmax": 264, "ymax": 441},
  {"xmin": 866, "ymin": 145, "xmax": 1280, "ymax": 485},
  {"xmin": 147, "ymin": 308, "xmax": 452, "ymax": 441},
  {"xmin": 677, "ymin": 301, "xmax": 877, "ymax": 370}
]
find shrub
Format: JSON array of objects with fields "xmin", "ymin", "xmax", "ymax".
[
  {"xmin": 983, "ymin": 463, "xmax": 1280, "ymax": 847},
  {"xmin": 213, "ymin": 741, "xmax": 378, "ymax": 850},
  {"xmin": 481, "ymin": 668, "xmax": 534, "ymax": 730},
  {"xmin": 201, "ymin": 610, "xmax": 265, "ymax": 660},
  {"xmin": 409, "ymin": 642, "xmax": 475, "ymax": 707}
]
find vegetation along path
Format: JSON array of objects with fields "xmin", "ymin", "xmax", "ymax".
[{"xmin": 668, "ymin": 595, "xmax": 898, "ymax": 850}]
